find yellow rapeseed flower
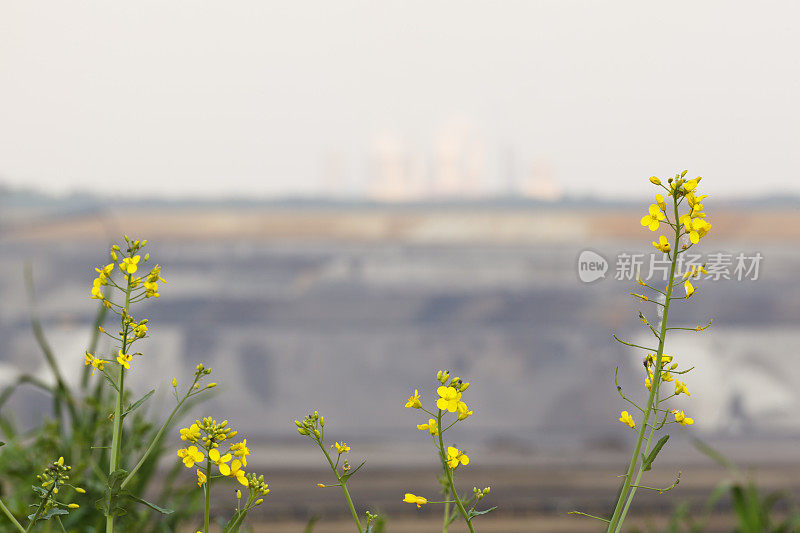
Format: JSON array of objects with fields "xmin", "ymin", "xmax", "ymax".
[
  {"xmin": 177, "ymin": 446, "xmax": 204, "ymax": 468},
  {"xmin": 674, "ymin": 380, "xmax": 690, "ymax": 396},
  {"xmin": 120, "ymin": 255, "xmax": 141, "ymax": 274},
  {"xmin": 416, "ymin": 418, "xmax": 439, "ymax": 436},
  {"xmin": 403, "ymin": 493, "xmax": 428, "ymax": 508},
  {"xmin": 436, "ymin": 386, "xmax": 462, "ymax": 412},
  {"xmin": 456, "ymin": 402, "xmax": 473, "ymax": 420},
  {"xmin": 335, "ymin": 442, "xmax": 350, "ymax": 454},
  {"xmin": 672, "ymin": 410, "xmax": 694, "ymax": 426},
  {"xmin": 224, "ymin": 459, "xmax": 248, "ymax": 486},
  {"xmin": 116, "ymin": 350, "xmax": 133, "ymax": 370},
  {"xmin": 652, "ymin": 235, "xmax": 671, "ymax": 253},
  {"xmin": 685, "ymin": 281, "xmax": 695, "ymax": 298},
  {"xmin": 446, "ymin": 446, "xmax": 469, "ymax": 469},
  {"xmin": 618, "ymin": 411, "xmax": 635, "ymax": 428},
  {"xmin": 640, "ymin": 204, "xmax": 665, "ymax": 231},
  {"xmin": 405, "ymin": 389, "xmax": 422, "ymax": 409},
  {"xmin": 196, "ymin": 469, "xmax": 207, "ymax": 487},
  {"xmin": 84, "ymin": 352, "xmax": 105, "ymax": 375},
  {"xmin": 180, "ymin": 423, "xmax": 201, "ymax": 442},
  {"xmin": 209, "ymin": 447, "xmax": 232, "ymax": 470},
  {"xmin": 231, "ymin": 439, "xmax": 250, "ymax": 467}
]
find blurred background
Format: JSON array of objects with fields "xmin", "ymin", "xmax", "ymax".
[{"xmin": 1, "ymin": 1, "xmax": 799, "ymax": 530}]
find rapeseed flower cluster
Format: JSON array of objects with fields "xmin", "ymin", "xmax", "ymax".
[
  {"xmin": 402, "ymin": 370, "xmax": 492, "ymax": 532},
  {"xmin": 28, "ymin": 457, "xmax": 84, "ymax": 526},
  {"xmin": 86, "ymin": 237, "xmax": 164, "ymax": 375},
  {"xmin": 177, "ymin": 414, "xmax": 268, "ymax": 532},
  {"xmin": 176, "ymin": 416, "xmax": 252, "ymax": 487},
  {"xmin": 295, "ymin": 412, "xmax": 375, "ymax": 532}
]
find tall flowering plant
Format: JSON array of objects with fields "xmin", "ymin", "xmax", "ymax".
[
  {"xmin": 575, "ymin": 172, "xmax": 713, "ymax": 531},
  {"xmin": 404, "ymin": 371, "xmax": 493, "ymax": 533},
  {"xmin": 176, "ymin": 415, "xmax": 270, "ymax": 532},
  {"xmin": 87, "ymin": 237, "xmax": 223, "ymax": 532}
]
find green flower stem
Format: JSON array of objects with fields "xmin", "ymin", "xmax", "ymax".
[
  {"xmin": 106, "ymin": 273, "xmax": 133, "ymax": 533},
  {"xmin": 436, "ymin": 410, "xmax": 474, "ymax": 533},
  {"xmin": 203, "ymin": 458, "xmax": 211, "ymax": 533},
  {"xmin": 442, "ymin": 496, "xmax": 451, "ymax": 533},
  {"xmin": 606, "ymin": 196, "xmax": 681, "ymax": 533},
  {"xmin": 316, "ymin": 441, "xmax": 363, "ymax": 533},
  {"xmin": 0, "ymin": 498, "xmax": 25, "ymax": 533}
]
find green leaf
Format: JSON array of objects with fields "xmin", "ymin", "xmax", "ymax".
[
  {"xmin": 102, "ymin": 373, "xmax": 120, "ymax": 393},
  {"xmin": 222, "ymin": 509, "xmax": 248, "ymax": 533},
  {"xmin": 303, "ymin": 516, "xmax": 319, "ymax": 533},
  {"xmin": 0, "ymin": 441, "xmax": 5, "ymax": 446},
  {"xmin": 693, "ymin": 438, "xmax": 737, "ymax": 473},
  {"xmin": 121, "ymin": 492, "xmax": 173, "ymax": 514},
  {"xmin": 642, "ymin": 434, "xmax": 670, "ymax": 472},
  {"xmin": 469, "ymin": 506, "xmax": 498, "ymax": 518},
  {"xmin": 121, "ymin": 389, "xmax": 155, "ymax": 419},
  {"xmin": 27, "ymin": 507, "xmax": 69, "ymax": 521},
  {"xmin": 96, "ymin": 469, "xmax": 129, "ymax": 517}
]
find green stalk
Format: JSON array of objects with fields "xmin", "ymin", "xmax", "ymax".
[
  {"xmin": 606, "ymin": 195, "xmax": 681, "ymax": 533},
  {"xmin": 442, "ymin": 495, "xmax": 451, "ymax": 533},
  {"xmin": 436, "ymin": 410, "xmax": 474, "ymax": 533},
  {"xmin": 106, "ymin": 273, "xmax": 133, "ymax": 533},
  {"xmin": 203, "ymin": 458, "xmax": 211, "ymax": 533},
  {"xmin": 0, "ymin": 498, "xmax": 25, "ymax": 533},
  {"xmin": 316, "ymin": 441, "xmax": 362, "ymax": 533}
]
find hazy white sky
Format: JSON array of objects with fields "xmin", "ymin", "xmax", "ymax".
[{"xmin": 1, "ymin": 1, "xmax": 798, "ymax": 200}]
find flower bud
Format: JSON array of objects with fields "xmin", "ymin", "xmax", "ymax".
[{"xmin": 172, "ymin": 378, "xmax": 177, "ymax": 387}]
